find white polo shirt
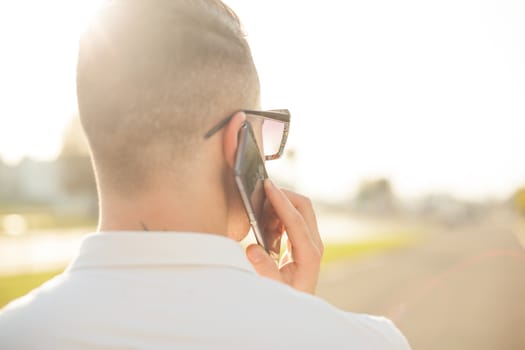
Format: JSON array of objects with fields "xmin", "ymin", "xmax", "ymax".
[{"xmin": 0, "ymin": 232, "xmax": 410, "ymax": 349}]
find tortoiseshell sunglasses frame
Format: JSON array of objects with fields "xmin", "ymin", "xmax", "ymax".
[{"xmin": 203, "ymin": 109, "xmax": 291, "ymax": 161}]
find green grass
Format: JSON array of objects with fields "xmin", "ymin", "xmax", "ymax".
[
  {"xmin": 322, "ymin": 232, "xmax": 418, "ymax": 264},
  {"xmin": 0, "ymin": 270, "xmax": 63, "ymax": 309}
]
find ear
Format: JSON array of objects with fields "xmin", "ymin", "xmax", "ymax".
[{"xmin": 223, "ymin": 111, "xmax": 247, "ymax": 169}]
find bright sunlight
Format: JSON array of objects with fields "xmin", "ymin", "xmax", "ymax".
[{"xmin": 0, "ymin": 0, "xmax": 103, "ymax": 164}]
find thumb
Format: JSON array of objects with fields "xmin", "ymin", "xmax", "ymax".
[{"xmin": 246, "ymin": 244, "xmax": 282, "ymax": 282}]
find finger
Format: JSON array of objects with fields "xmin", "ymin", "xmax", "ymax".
[
  {"xmin": 246, "ymin": 244, "xmax": 283, "ymax": 282},
  {"xmin": 271, "ymin": 184, "xmax": 323, "ymax": 256},
  {"xmin": 264, "ymin": 180, "xmax": 318, "ymax": 263},
  {"xmin": 280, "ymin": 189, "xmax": 323, "ymax": 255}
]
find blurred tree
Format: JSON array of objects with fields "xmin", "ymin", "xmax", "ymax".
[
  {"xmin": 354, "ymin": 178, "xmax": 397, "ymax": 214},
  {"xmin": 59, "ymin": 116, "xmax": 90, "ymax": 157},
  {"xmin": 512, "ymin": 187, "xmax": 525, "ymax": 216},
  {"xmin": 58, "ymin": 116, "xmax": 96, "ymax": 196},
  {"xmin": 356, "ymin": 178, "xmax": 393, "ymax": 201}
]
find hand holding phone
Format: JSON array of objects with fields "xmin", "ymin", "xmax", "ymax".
[
  {"xmin": 234, "ymin": 122, "xmax": 282, "ymax": 261},
  {"xmin": 246, "ymin": 180, "xmax": 324, "ymax": 295}
]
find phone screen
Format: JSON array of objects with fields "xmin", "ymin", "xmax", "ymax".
[{"xmin": 234, "ymin": 123, "xmax": 280, "ymax": 262}]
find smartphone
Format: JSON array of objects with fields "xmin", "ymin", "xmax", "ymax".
[{"xmin": 234, "ymin": 123, "xmax": 281, "ymax": 262}]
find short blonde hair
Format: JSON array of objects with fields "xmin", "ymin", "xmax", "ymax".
[{"xmin": 77, "ymin": 0, "xmax": 260, "ymax": 192}]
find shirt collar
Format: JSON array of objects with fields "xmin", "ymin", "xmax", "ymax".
[{"xmin": 67, "ymin": 232, "xmax": 255, "ymax": 274}]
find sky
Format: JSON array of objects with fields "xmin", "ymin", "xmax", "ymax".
[
  {"xmin": 0, "ymin": 0, "xmax": 524, "ymax": 201},
  {"xmin": 0, "ymin": 1, "xmax": 96, "ymax": 164}
]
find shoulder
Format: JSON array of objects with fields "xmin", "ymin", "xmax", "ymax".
[
  {"xmin": 0, "ymin": 274, "xmax": 69, "ymax": 348},
  {"xmin": 234, "ymin": 274, "xmax": 411, "ymax": 349}
]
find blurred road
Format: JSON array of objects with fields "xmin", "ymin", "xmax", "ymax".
[{"xmin": 317, "ymin": 212, "xmax": 525, "ymax": 350}]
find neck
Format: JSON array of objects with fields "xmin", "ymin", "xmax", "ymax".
[{"xmin": 98, "ymin": 182, "xmax": 229, "ymax": 236}]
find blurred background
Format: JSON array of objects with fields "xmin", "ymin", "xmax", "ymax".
[{"xmin": 1, "ymin": 0, "xmax": 524, "ymax": 349}]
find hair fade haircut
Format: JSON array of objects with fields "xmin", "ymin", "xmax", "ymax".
[{"xmin": 77, "ymin": 0, "xmax": 260, "ymax": 193}]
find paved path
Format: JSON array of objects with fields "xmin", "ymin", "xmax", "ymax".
[{"xmin": 317, "ymin": 212, "xmax": 525, "ymax": 350}]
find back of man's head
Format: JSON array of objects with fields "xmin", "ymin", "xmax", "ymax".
[{"xmin": 77, "ymin": 0, "xmax": 260, "ymax": 194}]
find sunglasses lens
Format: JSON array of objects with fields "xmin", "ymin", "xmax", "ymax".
[{"xmin": 262, "ymin": 118, "xmax": 285, "ymax": 158}]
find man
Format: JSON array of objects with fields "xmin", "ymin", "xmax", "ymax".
[{"xmin": 0, "ymin": 1, "xmax": 410, "ymax": 349}]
